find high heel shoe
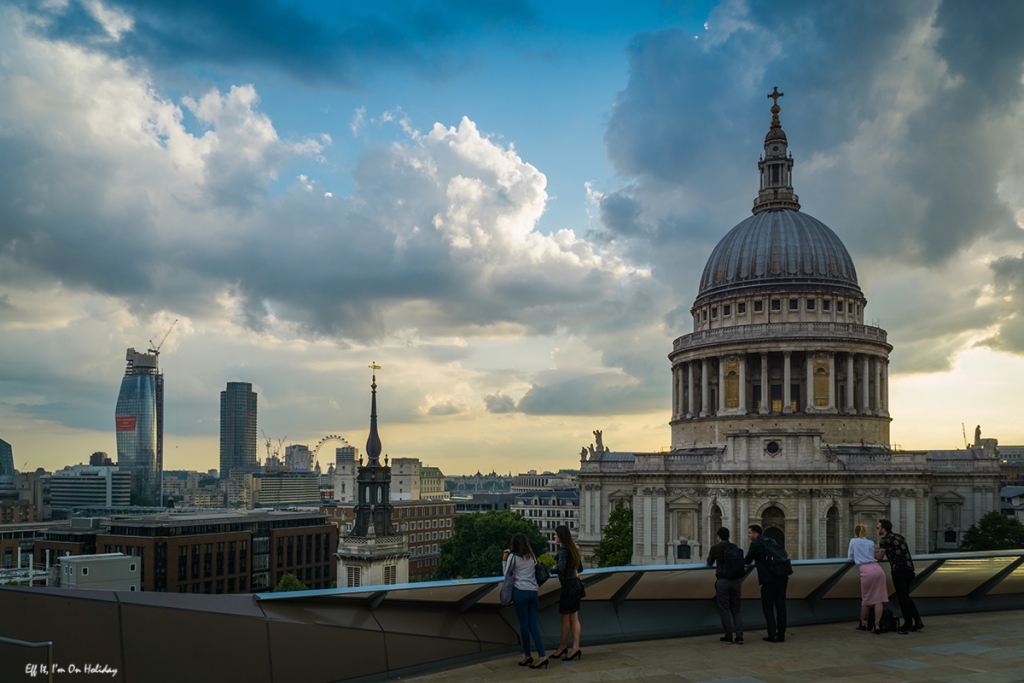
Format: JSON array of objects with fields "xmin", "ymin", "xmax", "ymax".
[
  {"xmin": 517, "ymin": 657, "xmax": 533, "ymax": 667},
  {"xmin": 565, "ymin": 649, "xmax": 582, "ymax": 661},
  {"xmin": 551, "ymin": 647, "xmax": 569, "ymax": 659},
  {"xmin": 529, "ymin": 658, "xmax": 549, "ymax": 669}
]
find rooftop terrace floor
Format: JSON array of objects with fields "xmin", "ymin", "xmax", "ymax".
[{"xmin": 409, "ymin": 610, "xmax": 1024, "ymax": 683}]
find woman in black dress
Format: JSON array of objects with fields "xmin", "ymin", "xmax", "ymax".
[{"xmin": 550, "ymin": 524, "xmax": 584, "ymax": 661}]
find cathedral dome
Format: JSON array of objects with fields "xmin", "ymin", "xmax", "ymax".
[{"xmin": 696, "ymin": 208, "xmax": 861, "ymax": 302}]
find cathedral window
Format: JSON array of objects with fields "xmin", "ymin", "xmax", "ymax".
[
  {"xmin": 771, "ymin": 299, "xmax": 780, "ymax": 311},
  {"xmin": 703, "ymin": 309, "xmax": 708, "ymax": 321},
  {"xmin": 737, "ymin": 302, "xmax": 746, "ymax": 314},
  {"xmin": 823, "ymin": 299, "xmax": 831, "ymax": 311},
  {"xmin": 789, "ymin": 298, "xmax": 798, "ymax": 310},
  {"xmin": 806, "ymin": 299, "xmax": 815, "ymax": 310},
  {"xmin": 711, "ymin": 307, "xmax": 718, "ymax": 319},
  {"xmin": 723, "ymin": 304, "xmax": 731, "ymax": 316},
  {"xmin": 772, "ymin": 165, "xmax": 779, "ymax": 183},
  {"xmin": 754, "ymin": 300, "xmax": 763, "ymax": 313}
]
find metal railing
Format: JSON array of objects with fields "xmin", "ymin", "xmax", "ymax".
[
  {"xmin": 1, "ymin": 549, "xmax": 1022, "ymax": 683},
  {"xmin": 0, "ymin": 636, "xmax": 53, "ymax": 683}
]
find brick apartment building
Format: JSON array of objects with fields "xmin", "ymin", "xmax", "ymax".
[{"xmin": 322, "ymin": 500, "xmax": 454, "ymax": 580}]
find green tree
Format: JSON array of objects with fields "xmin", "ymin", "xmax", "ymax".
[
  {"xmin": 129, "ymin": 490, "xmax": 154, "ymax": 507},
  {"xmin": 435, "ymin": 510, "xmax": 548, "ymax": 580},
  {"xmin": 275, "ymin": 573, "xmax": 308, "ymax": 592},
  {"xmin": 593, "ymin": 501, "xmax": 633, "ymax": 568},
  {"xmin": 959, "ymin": 511, "xmax": 1024, "ymax": 551},
  {"xmin": 536, "ymin": 553, "xmax": 556, "ymax": 570}
]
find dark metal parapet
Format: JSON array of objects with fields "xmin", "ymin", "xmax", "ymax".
[{"xmin": 2, "ymin": 550, "xmax": 1023, "ymax": 683}]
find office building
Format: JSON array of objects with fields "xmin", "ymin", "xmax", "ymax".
[
  {"xmin": 511, "ymin": 469, "xmax": 577, "ymax": 492},
  {"xmin": 220, "ymin": 382, "xmax": 258, "ymax": 479},
  {"xmin": 284, "ymin": 444, "xmax": 312, "ymax": 470},
  {"xmin": 391, "ymin": 457, "xmax": 421, "ymax": 501},
  {"xmin": 50, "ymin": 465, "xmax": 131, "ymax": 508},
  {"xmin": 332, "ymin": 446, "xmax": 358, "ymax": 502},
  {"xmin": 452, "ymin": 492, "xmax": 517, "ymax": 514},
  {"xmin": 115, "ymin": 348, "xmax": 164, "ymax": 502},
  {"xmin": 419, "ymin": 466, "xmax": 449, "ymax": 500},
  {"xmin": 0, "ymin": 438, "xmax": 13, "ymax": 476},
  {"xmin": 0, "ymin": 472, "xmax": 49, "ymax": 524},
  {"xmin": 94, "ymin": 510, "xmax": 336, "ymax": 592},
  {"xmin": 512, "ymin": 490, "xmax": 579, "ymax": 554},
  {"xmin": 253, "ymin": 471, "xmax": 319, "ymax": 506},
  {"xmin": 89, "ymin": 452, "xmax": 114, "ymax": 467}
]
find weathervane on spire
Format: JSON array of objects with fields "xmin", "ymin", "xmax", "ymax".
[{"xmin": 768, "ymin": 86, "xmax": 784, "ymax": 128}]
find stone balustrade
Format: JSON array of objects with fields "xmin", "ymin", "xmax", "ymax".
[{"xmin": 673, "ymin": 321, "xmax": 888, "ymax": 353}]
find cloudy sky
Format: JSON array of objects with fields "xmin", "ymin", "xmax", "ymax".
[{"xmin": 2, "ymin": 0, "xmax": 1024, "ymax": 476}]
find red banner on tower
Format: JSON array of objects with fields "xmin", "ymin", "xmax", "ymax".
[{"xmin": 116, "ymin": 416, "xmax": 136, "ymax": 431}]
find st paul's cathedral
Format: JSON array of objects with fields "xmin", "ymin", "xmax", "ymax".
[{"xmin": 576, "ymin": 90, "xmax": 1003, "ymax": 565}]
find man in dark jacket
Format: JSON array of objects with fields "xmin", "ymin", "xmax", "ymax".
[
  {"xmin": 744, "ymin": 524, "xmax": 787, "ymax": 643},
  {"xmin": 706, "ymin": 526, "xmax": 744, "ymax": 644},
  {"xmin": 875, "ymin": 519, "xmax": 923, "ymax": 632}
]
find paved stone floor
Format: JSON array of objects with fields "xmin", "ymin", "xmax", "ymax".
[{"xmin": 407, "ymin": 610, "xmax": 1024, "ymax": 683}]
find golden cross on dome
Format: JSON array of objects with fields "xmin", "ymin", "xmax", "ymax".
[
  {"xmin": 768, "ymin": 86, "xmax": 784, "ymax": 106},
  {"xmin": 369, "ymin": 363, "xmax": 381, "ymax": 371},
  {"xmin": 369, "ymin": 362, "xmax": 381, "ymax": 386}
]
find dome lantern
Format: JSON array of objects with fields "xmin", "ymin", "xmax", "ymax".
[{"xmin": 753, "ymin": 87, "xmax": 801, "ymax": 215}]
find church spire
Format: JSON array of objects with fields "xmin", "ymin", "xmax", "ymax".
[
  {"xmin": 365, "ymin": 363, "xmax": 382, "ymax": 467},
  {"xmin": 752, "ymin": 87, "xmax": 801, "ymax": 215}
]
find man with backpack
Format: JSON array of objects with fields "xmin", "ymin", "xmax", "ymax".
[
  {"xmin": 706, "ymin": 526, "xmax": 745, "ymax": 644},
  {"xmin": 745, "ymin": 524, "xmax": 792, "ymax": 643}
]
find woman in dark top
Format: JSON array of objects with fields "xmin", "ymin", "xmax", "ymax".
[{"xmin": 550, "ymin": 525, "xmax": 584, "ymax": 661}]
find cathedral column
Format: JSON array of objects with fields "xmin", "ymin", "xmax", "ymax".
[
  {"xmin": 643, "ymin": 493, "xmax": 652, "ymax": 559},
  {"xmin": 738, "ymin": 355, "xmax": 747, "ymax": 413},
  {"xmin": 827, "ymin": 352, "xmax": 836, "ymax": 411},
  {"xmin": 657, "ymin": 492, "xmax": 666, "ymax": 562},
  {"xmin": 805, "ymin": 352, "xmax": 814, "ymax": 413},
  {"xmin": 905, "ymin": 491, "xmax": 917, "ymax": 554},
  {"xmin": 700, "ymin": 358, "xmax": 709, "ymax": 417},
  {"xmin": 783, "ymin": 351, "xmax": 792, "ymax": 414},
  {"xmin": 687, "ymin": 362, "xmax": 695, "ymax": 418},
  {"xmin": 845, "ymin": 354, "xmax": 855, "ymax": 414},
  {"xmin": 671, "ymin": 366, "xmax": 678, "ymax": 417},
  {"xmin": 718, "ymin": 357, "xmax": 725, "ymax": 414},
  {"xmin": 881, "ymin": 359, "xmax": 890, "ymax": 417},
  {"xmin": 861, "ymin": 355, "xmax": 870, "ymax": 415},
  {"xmin": 760, "ymin": 353, "xmax": 769, "ymax": 414},
  {"xmin": 739, "ymin": 497, "xmax": 749, "ymax": 551},
  {"xmin": 798, "ymin": 497, "xmax": 808, "ymax": 560},
  {"xmin": 874, "ymin": 356, "xmax": 882, "ymax": 417}
]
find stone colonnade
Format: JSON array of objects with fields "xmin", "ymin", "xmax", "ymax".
[{"xmin": 672, "ymin": 350, "xmax": 888, "ymax": 419}]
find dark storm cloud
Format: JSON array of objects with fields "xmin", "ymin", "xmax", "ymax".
[
  {"xmin": 517, "ymin": 371, "xmax": 662, "ymax": 416},
  {"xmin": 600, "ymin": 0, "xmax": 1024, "ymax": 365},
  {"xmin": 483, "ymin": 392, "xmax": 516, "ymax": 413},
  {"xmin": 25, "ymin": 0, "xmax": 539, "ymax": 88}
]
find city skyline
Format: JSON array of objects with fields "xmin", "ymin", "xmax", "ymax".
[{"xmin": 3, "ymin": 1, "xmax": 1024, "ymax": 477}]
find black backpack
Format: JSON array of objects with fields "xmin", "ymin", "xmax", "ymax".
[
  {"xmin": 760, "ymin": 537, "xmax": 793, "ymax": 578},
  {"xmin": 720, "ymin": 542, "xmax": 746, "ymax": 580}
]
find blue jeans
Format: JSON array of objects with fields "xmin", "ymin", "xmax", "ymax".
[{"xmin": 512, "ymin": 588, "xmax": 545, "ymax": 658}]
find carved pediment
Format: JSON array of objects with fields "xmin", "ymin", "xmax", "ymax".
[
  {"xmin": 667, "ymin": 492, "xmax": 701, "ymax": 510},
  {"xmin": 850, "ymin": 494, "xmax": 888, "ymax": 512},
  {"xmin": 934, "ymin": 490, "xmax": 966, "ymax": 504}
]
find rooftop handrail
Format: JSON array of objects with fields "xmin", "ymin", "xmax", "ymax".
[
  {"xmin": 254, "ymin": 548, "xmax": 1024, "ymax": 601},
  {"xmin": 673, "ymin": 321, "xmax": 888, "ymax": 351},
  {"xmin": 0, "ymin": 635, "xmax": 53, "ymax": 683}
]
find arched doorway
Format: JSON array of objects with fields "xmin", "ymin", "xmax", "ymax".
[
  {"xmin": 826, "ymin": 506, "xmax": 839, "ymax": 558},
  {"xmin": 762, "ymin": 505, "xmax": 786, "ymax": 549},
  {"xmin": 710, "ymin": 504, "xmax": 723, "ymax": 540}
]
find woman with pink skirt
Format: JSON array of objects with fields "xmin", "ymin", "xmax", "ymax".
[{"xmin": 848, "ymin": 523, "xmax": 887, "ymax": 634}]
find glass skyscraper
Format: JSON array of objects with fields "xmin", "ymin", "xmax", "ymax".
[
  {"xmin": 115, "ymin": 348, "xmax": 163, "ymax": 503},
  {"xmin": 220, "ymin": 382, "xmax": 257, "ymax": 479},
  {"xmin": 0, "ymin": 437, "xmax": 13, "ymax": 476}
]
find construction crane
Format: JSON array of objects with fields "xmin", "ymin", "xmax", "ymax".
[
  {"xmin": 149, "ymin": 319, "xmax": 178, "ymax": 356},
  {"xmin": 261, "ymin": 430, "xmax": 287, "ymax": 465}
]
